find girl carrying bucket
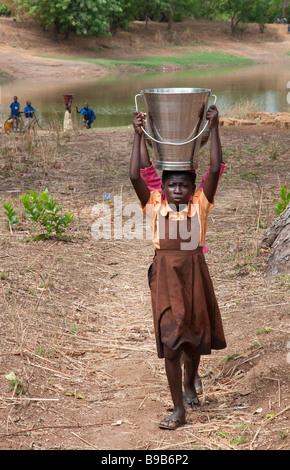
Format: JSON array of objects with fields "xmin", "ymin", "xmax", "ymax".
[
  {"xmin": 137, "ymin": 111, "xmax": 226, "ymax": 398},
  {"xmin": 137, "ymin": 111, "xmax": 227, "ymax": 255},
  {"xmin": 129, "ymin": 105, "xmax": 226, "ymax": 430}
]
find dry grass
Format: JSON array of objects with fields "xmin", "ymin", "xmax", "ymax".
[
  {"xmin": 0, "ymin": 124, "xmax": 289, "ymax": 450},
  {"xmin": 222, "ymin": 100, "xmax": 263, "ymax": 119}
]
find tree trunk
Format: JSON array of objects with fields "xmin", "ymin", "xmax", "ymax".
[
  {"xmin": 258, "ymin": 23, "xmax": 265, "ymax": 33},
  {"xmin": 145, "ymin": 13, "xmax": 149, "ymax": 30},
  {"xmin": 261, "ymin": 204, "xmax": 290, "ymax": 277},
  {"xmin": 231, "ymin": 15, "xmax": 241, "ymax": 35},
  {"xmin": 52, "ymin": 21, "xmax": 59, "ymax": 42},
  {"xmin": 167, "ymin": 13, "xmax": 174, "ymax": 30},
  {"xmin": 283, "ymin": 0, "xmax": 288, "ymax": 18}
]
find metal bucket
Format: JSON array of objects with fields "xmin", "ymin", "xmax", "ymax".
[{"xmin": 135, "ymin": 88, "xmax": 216, "ymax": 170}]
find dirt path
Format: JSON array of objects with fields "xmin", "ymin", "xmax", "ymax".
[
  {"xmin": 0, "ymin": 123, "xmax": 289, "ymax": 451},
  {"xmin": 0, "ymin": 45, "xmax": 112, "ymax": 80}
]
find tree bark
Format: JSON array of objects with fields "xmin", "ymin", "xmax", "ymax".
[
  {"xmin": 283, "ymin": 1, "xmax": 288, "ymax": 18},
  {"xmin": 145, "ymin": 13, "xmax": 149, "ymax": 30},
  {"xmin": 231, "ymin": 15, "xmax": 241, "ymax": 35},
  {"xmin": 261, "ymin": 204, "xmax": 290, "ymax": 277},
  {"xmin": 52, "ymin": 21, "xmax": 59, "ymax": 42},
  {"xmin": 167, "ymin": 13, "xmax": 174, "ymax": 30}
]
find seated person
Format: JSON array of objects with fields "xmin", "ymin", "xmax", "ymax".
[{"xmin": 24, "ymin": 100, "xmax": 36, "ymax": 118}]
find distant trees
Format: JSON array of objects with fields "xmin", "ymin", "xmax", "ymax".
[
  {"xmin": 15, "ymin": 0, "xmax": 127, "ymax": 39},
  {"xmin": 15, "ymin": 0, "xmax": 198, "ymax": 37},
  {"xmin": 248, "ymin": 0, "xmax": 278, "ymax": 32},
  {"xmin": 190, "ymin": 0, "xmax": 289, "ymax": 34},
  {"xmin": 158, "ymin": 0, "xmax": 196, "ymax": 30},
  {"xmin": 218, "ymin": 0, "xmax": 288, "ymax": 34},
  {"xmin": 13, "ymin": 0, "xmax": 290, "ymax": 39},
  {"xmin": 127, "ymin": 0, "xmax": 197, "ymax": 30},
  {"xmin": 16, "ymin": 0, "xmax": 69, "ymax": 39},
  {"xmin": 218, "ymin": 0, "xmax": 254, "ymax": 34},
  {"xmin": 191, "ymin": 0, "xmax": 288, "ymax": 34}
]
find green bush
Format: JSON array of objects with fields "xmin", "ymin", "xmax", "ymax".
[
  {"xmin": 19, "ymin": 188, "xmax": 73, "ymax": 240},
  {"xmin": 3, "ymin": 200, "xmax": 19, "ymax": 229},
  {"xmin": 274, "ymin": 186, "xmax": 290, "ymax": 216},
  {"xmin": 0, "ymin": 3, "xmax": 11, "ymax": 16}
]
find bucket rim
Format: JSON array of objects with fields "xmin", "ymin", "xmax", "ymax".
[{"xmin": 140, "ymin": 87, "xmax": 211, "ymax": 95}]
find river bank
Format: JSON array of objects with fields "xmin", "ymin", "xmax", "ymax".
[{"xmin": 0, "ymin": 18, "xmax": 290, "ymax": 81}]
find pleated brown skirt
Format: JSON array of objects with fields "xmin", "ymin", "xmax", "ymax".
[{"xmin": 149, "ymin": 247, "xmax": 227, "ymax": 359}]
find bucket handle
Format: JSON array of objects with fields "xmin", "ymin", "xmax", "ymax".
[{"xmin": 134, "ymin": 93, "xmax": 217, "ymax": 146}]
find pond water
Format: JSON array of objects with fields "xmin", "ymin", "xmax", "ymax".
[{"xmin": 1, "ymin": 63, "xmax": 290, "ymax": 128}]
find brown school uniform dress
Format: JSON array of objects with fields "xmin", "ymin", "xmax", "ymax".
[{"xmin": 143, "ymin": 188, "xmax": 226, "ymax": 359}]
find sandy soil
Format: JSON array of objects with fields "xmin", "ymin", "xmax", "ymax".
[
  {"xmin": 0, "ymin": 18, "xmax": 290, "ymax": 80},
  {"xmin": 0, "ymin": 18, "xmax": 289, "ymax": 452}
]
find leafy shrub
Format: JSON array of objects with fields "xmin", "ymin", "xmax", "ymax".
[
  {"xmin": 274, "ymin": 186, "xmax": 290, "ymax": 215},
  {"xmin": 19, "ymin": 188, "xmax": 73, "ymax": 239},
  {"xmin": 3, "ymin": 200, "xmax": 19, "ymax": 229},
  {"xmin": 0, "ymin": 3, "xmax": 11, "ymax": 16}
]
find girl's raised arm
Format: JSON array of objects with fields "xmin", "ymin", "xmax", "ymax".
[
  {"xmin": 203, "ymin": 106, "xmax": 222, "ymax": 203},
  {"xmin": 130, "ymin": 112, "xmax": 151, "ymax": 206}
]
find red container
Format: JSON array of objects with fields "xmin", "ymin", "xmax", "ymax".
[{"xmin": 63, "ymin": 94, "xmax": 73, "ymax": 104}]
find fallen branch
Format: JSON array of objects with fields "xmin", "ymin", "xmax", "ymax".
[
  {"xmin": 71, "ymin": 432, "xmax": 99, "ymax": 450},
  {"xmin": 1, "ymin": 397, "xmax": 59, "ymax": 402},
  {"xmin": 0, "ymin": 420, "xmax": 112, "ymax": 438}
]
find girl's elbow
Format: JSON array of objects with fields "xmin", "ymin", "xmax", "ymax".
[
  {"xmin": 211, "ymin": 163, "xmax": 221, "ymax": 176},
  {"xmin": 129, "ymin": 172, "xmax": 140, "ymax": 183}
]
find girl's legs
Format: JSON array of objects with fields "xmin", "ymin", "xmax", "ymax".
[
  {"xmin": 183, "ymin": 352, "xmax": 201, "ymax": 411},
  {"xmin": 181, "ymin": 355, "xmax": 203, "ymax": 395},
  {"xmin": 195, "ymin": 372, "xmax": 203, "ymax": 395},
  {"xmin": 159, "ymin": 350, "xmax": 186, "ymax": 429}
]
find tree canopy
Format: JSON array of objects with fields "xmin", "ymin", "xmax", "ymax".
[
  {"xmin": 14, "ymin": 0, "xmax": 290, "ymax": 38},
  {"xmin": 217, "ymin": 0, "xmax": 288, "ymax": 34},
  {"xmin": 15, "ymin": 0, "xmax": 125, "ymax": 37}
]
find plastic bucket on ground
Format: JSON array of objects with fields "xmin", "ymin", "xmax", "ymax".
[
  {"xmin": 4, "ymin": 119, "xmax": 12, "ymax": 131},
  {"xmin": 135, "ymin": 87, "xmax": 216, "ymax": 170}
]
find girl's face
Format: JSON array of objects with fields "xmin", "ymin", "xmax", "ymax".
[{"xmin": 162, "ymin": 174, "xmax": 195, "ymax": 210}]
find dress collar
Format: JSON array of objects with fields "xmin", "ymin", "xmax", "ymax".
[{"xmin": 159, "ymin": 200, "xmax": 196, "ymax": 219}]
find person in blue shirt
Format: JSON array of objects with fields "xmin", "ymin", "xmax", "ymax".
[
  {"xmin": 23, "ymin": 100, "xmax": 36, "ymax": 119},
  {"xmin": 10, "ymin": 96, "xmax": 20, "ymax": 117},
  {"xmin": 75, "ymin": 102, "xmax": 95, "ymax": 128},
  {"xmin": 23, "ymin": 100, "xmax": 36, "ymax": 130}
]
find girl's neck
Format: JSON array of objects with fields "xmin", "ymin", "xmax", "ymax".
[{"xmin": 168, "ymin": 201, "xmax": 189, "ymax": 212}]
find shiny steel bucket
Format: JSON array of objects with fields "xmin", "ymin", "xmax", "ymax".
[{"xmin": 135, "ymin": 88, "xmax": 216, "ymax": 170}]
